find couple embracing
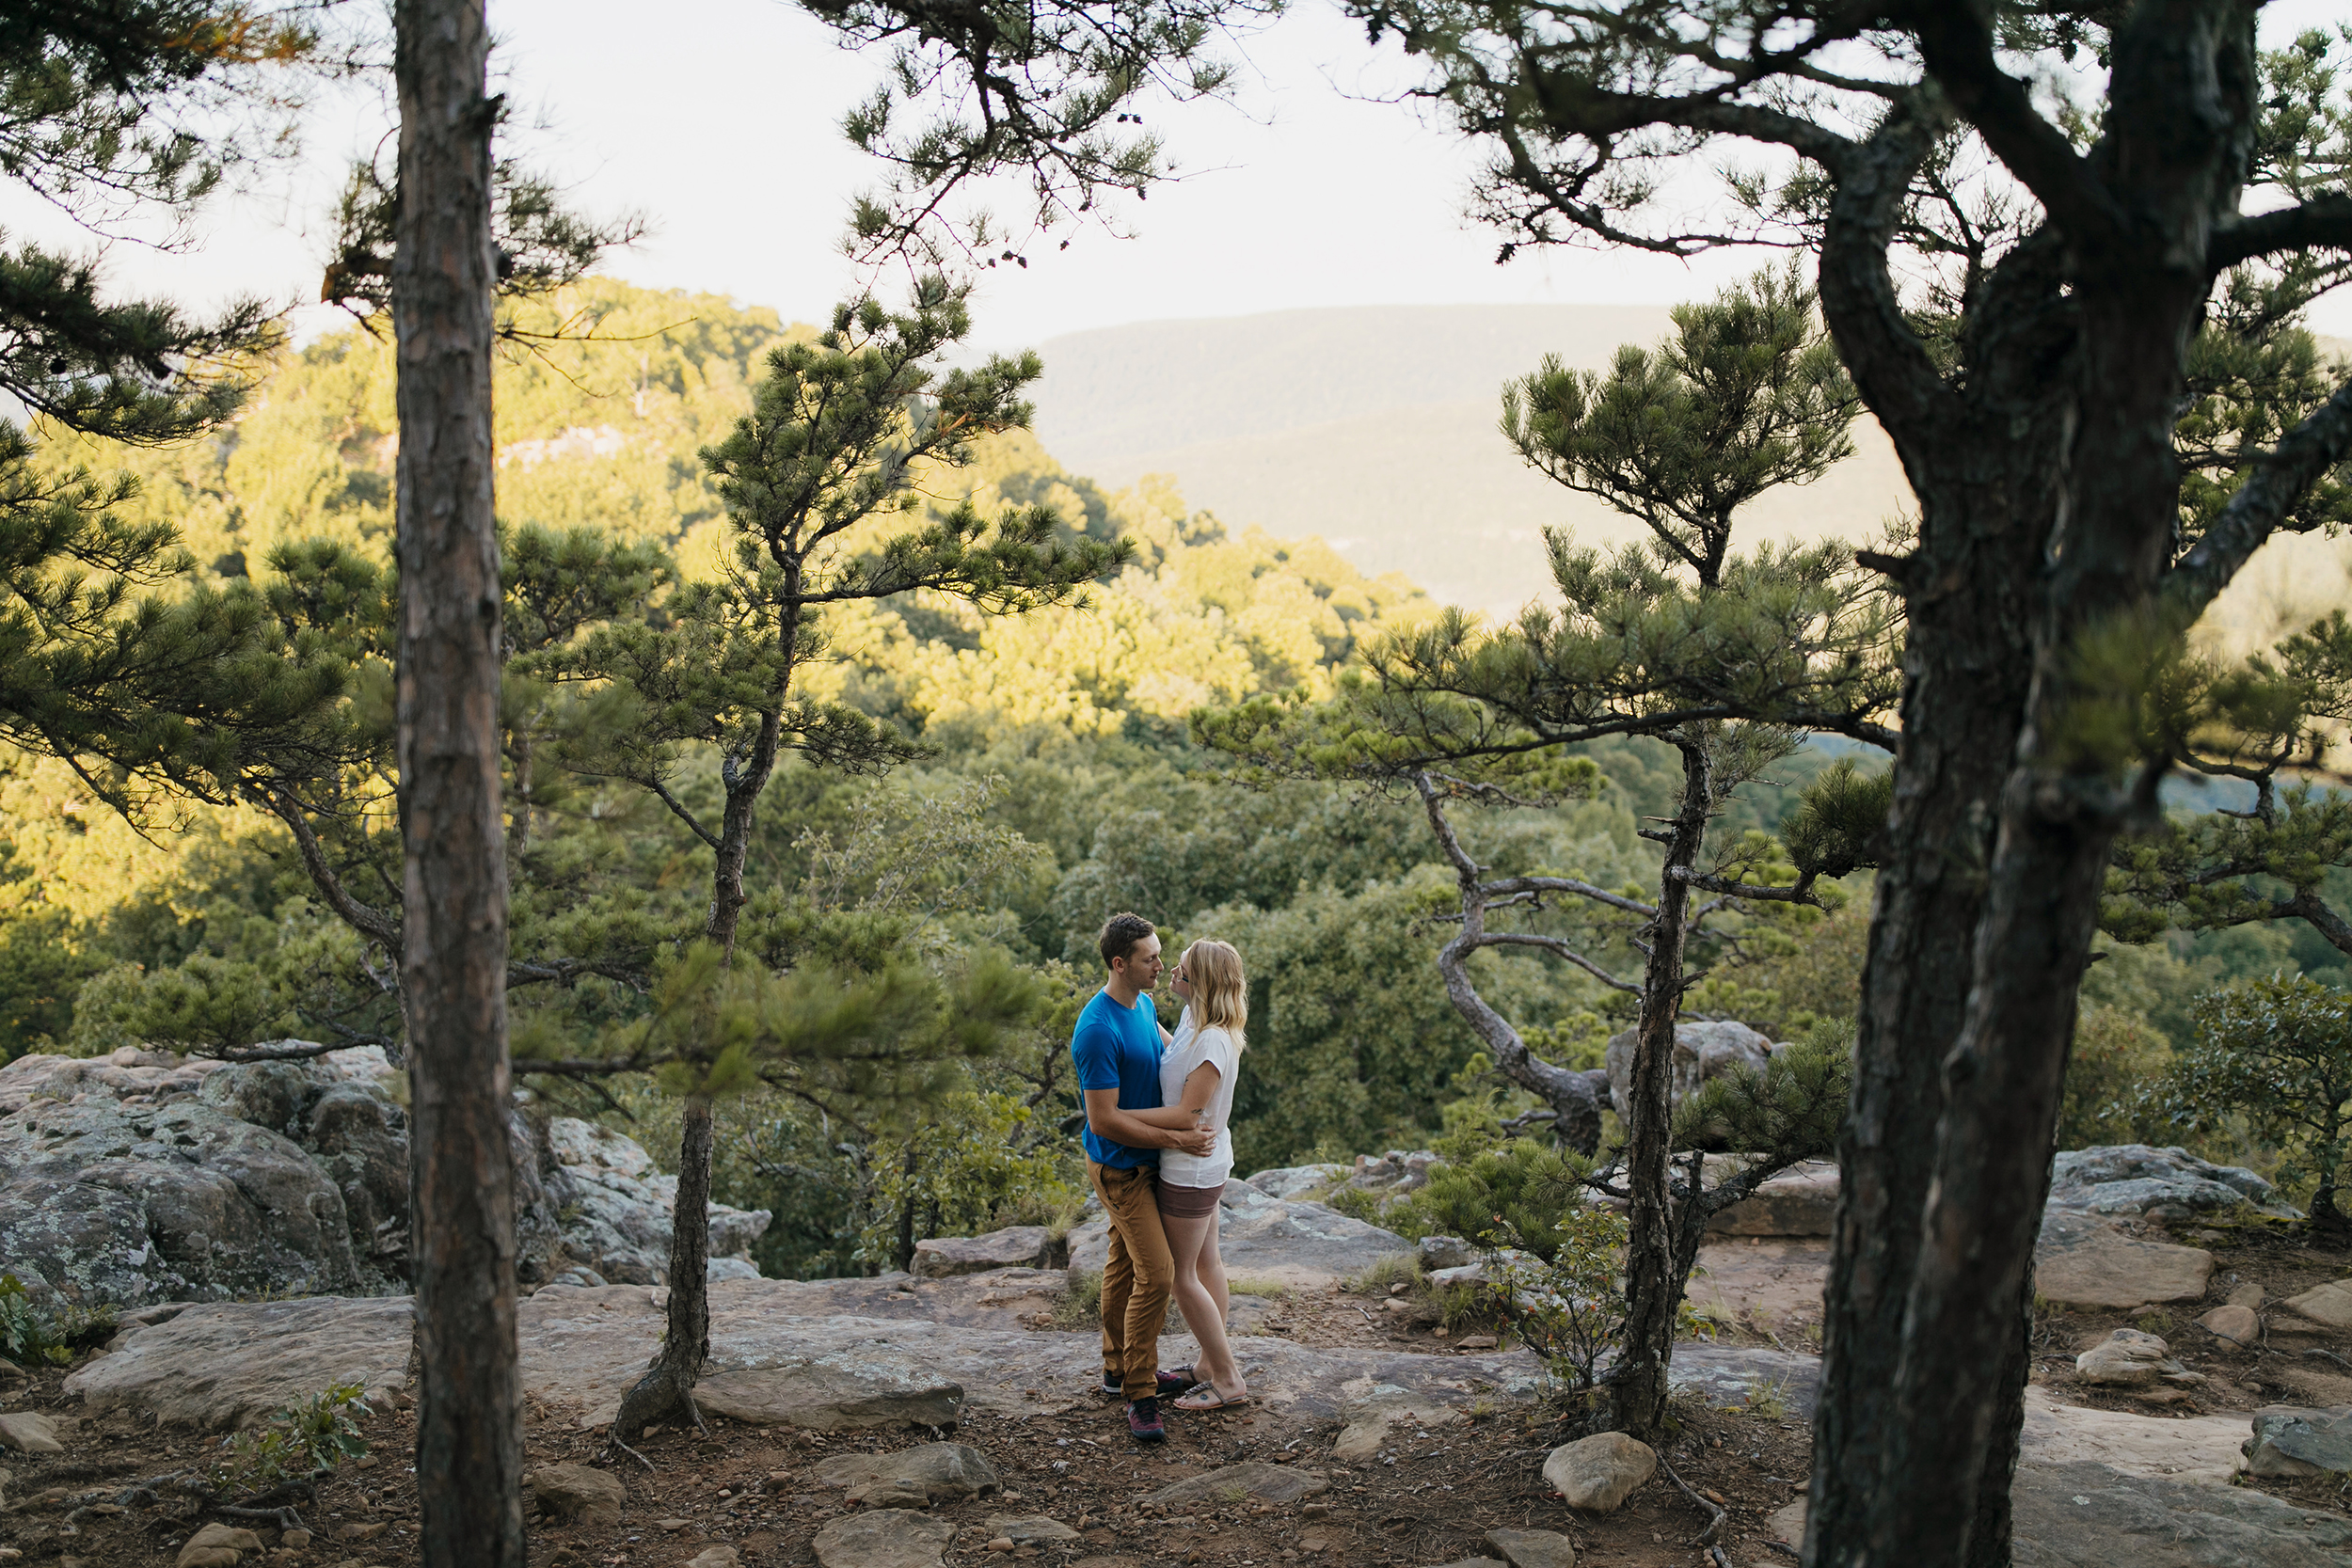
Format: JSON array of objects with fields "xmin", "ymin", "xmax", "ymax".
[{"xmin": 1070, "ymin": 911, "xmax": 1250, "ymax": 1443}]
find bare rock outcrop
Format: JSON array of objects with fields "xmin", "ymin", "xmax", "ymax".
[{"xmin": 0, "ymin": 1046, "xmax": 771, "ymax": 1307}]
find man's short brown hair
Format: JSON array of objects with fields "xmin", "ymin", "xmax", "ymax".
[{"xmin": 1098, "ymin": 911, "xmax": 1157, "ymax": 968}]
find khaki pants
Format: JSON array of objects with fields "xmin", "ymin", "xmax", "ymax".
[{"xmin": 1089, "ymin": 1160, "xmax": 1173, "ymax": 1402}]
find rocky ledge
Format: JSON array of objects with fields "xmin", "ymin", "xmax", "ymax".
[
  {"xmin": 53, "ymin": 1277, "xmax": 2352, "ymax": 1567},
  {"xmin": 0, "ymin": 1047, "xmax": 771, "ymax": 1308}
]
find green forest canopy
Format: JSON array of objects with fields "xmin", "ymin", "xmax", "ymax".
[{"xmin": 0, "ymin": 277, "xmax": 2342, "ymax": 1274}]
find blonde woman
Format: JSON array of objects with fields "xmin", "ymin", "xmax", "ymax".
[{"xmin": 1128, "ymin": 938, "xmax": 1251, "ymax": 1410}]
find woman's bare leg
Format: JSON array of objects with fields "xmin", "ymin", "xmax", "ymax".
[
  {"xmin": 1162, "ymin": 1211, "xmax": 1243, "ymax": 1398},
  {"xmin": 1199, "ymin": 1205, "xmax": 1231, "ymax": 1324}
]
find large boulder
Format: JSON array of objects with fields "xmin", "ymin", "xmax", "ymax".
[
  {"xmin": 2048, "ymin": 1146, "xmax": 2299, "ymax": 1221},
  {"xmin": 0, "ymin": 1047, "xmax": 771, "ymax": 1307},
  {"xmin": 0, "ymin": 1092, "xmax": 366, "ymax": 1307},
  {"xmin": 541, "ymin": 1117, "xmax": 771, "ymax": 1283},
  {"xmin": 911, "ymin": 1226, "xmax": 1062, "ymax": 1277},
  {"xmin": 2033, "ymin": 1212, "xmax": 2214, "ymax": 1309},
  {"xmin": 1603, "ymin": 1021, "xmax": 1773, "ymax": 1120},
  {"xmin": 2245, "ymin": 1406, "xmax": 2352, "ymax": 1478}
]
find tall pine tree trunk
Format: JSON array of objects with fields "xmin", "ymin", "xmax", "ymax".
[
  {"xmin": 392, "ymin": 0, "xmax": 520, "ymax": 1559},
  {"xmin": 1612, "ymin": 737, "xmax": 1709, "ymax": 1440},
  {"xmin": 1819, "ymin": 17, "xmax": 2259, "ymax": 1561},
  {"xmin": 1804, "ymin": 434, "xmax": 2066, "ymax": 1568},
  {"xmin": 1877, "ymin": 262, "xmax": 2220, "ymax": 1567},
  {"xmin": 611, "ymin": 704, "xmax": 785, "ymax": 1447},
  {"xmin": 1804, "ymin": 105, "xmax": 2076, "ymax": 1568}
]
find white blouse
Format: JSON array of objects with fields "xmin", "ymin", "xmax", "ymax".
[{"xmin": 1157, "ymin": 1008, "xmax": 1239, "ymax": 1190}]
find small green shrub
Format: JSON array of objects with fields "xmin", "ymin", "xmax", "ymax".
[
  {"xmin": 1673, "ymin": 1020, "xmax": 1852, "ymax": 1156},
  {"xmin": 2058, "ymin": 1006, "xmax": 2173, "ymax": 1149},
  {"xmin": 0, "ymin": 1275, "xmax": 113, "ymax": 1366},
  {"xmin": 1431, "ymin": 1278, "xmax": 1505, "ymax": 1332},
  {"xmin": 214, "ymin": 1383, "xmax": 371, "ymax": 1490},
  {"xmin": 1230, "ymin": 1276, "xmax": 1291, "ymax": 1300},
  {"xmin": 1383, "ymin": 1138, "xmax": 1592, "ymax": 1261},
  {"xmin": 1480, "ymin": 1205, "xmax": 1629, "ymax": 1396},
  {"xmin": 1052, "ymin": 1269, "xmax": 1103, "ymax": 1329},
  {"xmin": 1321, "ymin": 1182, "xmax": 1393, "ymax": 1228}
]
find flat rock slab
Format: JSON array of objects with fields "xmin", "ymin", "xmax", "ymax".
[
  {"xmin": 64, "ymin": 1294, "xmax": 413, "ymax": 1431},
  {"xmin": 2020, "ymin": 1388, "xmax": 2249, "ymax": 1484},
  {"xmin": 812, "ymin": 1508, "xmax": 957, "ymax": 1568},
  {"xmin": 693, "ymin": 1361, "xmax": 963, "ymax": 1433},
  {"xmin": 1142, "ymin": 1463, "xmax": 1329, "ymax": 1506},
  {"xmin": 2284, "ymin": 1280, "xmax": 2352, "ymax": 1329},
  {"xmin": 2011, "ymin": 1460, "xmax": 2352, "ymax": 1566},
  {"xmin": 1684, "ymin": 1242, "xmax": 1828, "ymax": 1336},
  {"xmin": 913, "ymin": 1227, "xmax": 1060, "ymax": 1277},
  {"xmin": 67, "ymin": 1279, "xmax": 1544, "ymax": 1433},
  {"xmin": 2034, "ymin": 1214, "xmax": 2213, "ymax": 1309},
  {"xmin": 1070, "ymin": 1185, "xmax": 1408, "ymax": 1286},
  {"xmin": 1665, "ymin": 1345, "xmax": 1825, "ymax": 1418},
  {"xmin": 1483, "ymin": 1528, "xmax": 1577, "ymax": 1568},
  {"xmin": 809, "ymin": 1442, "xmax": 999, "ymax": 1503}
]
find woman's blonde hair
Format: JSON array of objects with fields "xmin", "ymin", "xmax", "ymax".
[{"xmin": 1182, "ymin": 939, "xmax": 1248, "ymax": 1049}]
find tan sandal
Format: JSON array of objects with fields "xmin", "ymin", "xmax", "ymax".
[{"xmin": 1173, "ymin": 1385, "xmax": 1251, "ymax": 1411}]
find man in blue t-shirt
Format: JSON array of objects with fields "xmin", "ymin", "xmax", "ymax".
[{"xmin": 1073, "ymin": 911, "xmax": 1213, "ymax": 1442}]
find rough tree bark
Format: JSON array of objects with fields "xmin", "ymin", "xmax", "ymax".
[
  {"xmin": 1805, "ymin": 115, "xmax": 2076, "ymax": 1568},
  {"xmin": 392, "ymin": 0, "xmax": 521, "ymax": 1561},
  {"xmin": 1611, "ymin": 738, "xmax": 1710, "ymax": 1439},
  {"xmin": 1828, "ymin": 13, "xmax": 2272, "ymax": 1566}
]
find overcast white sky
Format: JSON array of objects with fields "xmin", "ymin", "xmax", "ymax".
[{"xmin": 2, "ymin": 1, "xmax": 2348, "ymax": 347}]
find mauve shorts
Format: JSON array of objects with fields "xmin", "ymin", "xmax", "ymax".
[{"xmin": 1157, "ymin": 1180, "xmax": 1227, "ymax": 1219}]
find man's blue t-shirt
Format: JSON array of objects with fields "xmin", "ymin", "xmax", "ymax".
[{"xmin": 1071, "ymin": 988, "xmax": 1165, "ymax": 1169}]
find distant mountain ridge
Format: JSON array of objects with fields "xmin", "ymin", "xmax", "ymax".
[{"xmin": 1029, "ymin": 303, "xmax": 1917, "ymax": 614}]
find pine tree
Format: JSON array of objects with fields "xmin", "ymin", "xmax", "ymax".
[
  {"xmin": 1340, "ymin": 11, "xmax": 2352, "ymax": 1560},
  {"xmin": 0, "ymin": 4, "xmax": 312, "ymax": 788},
  {"xmin": 550, "ymin": 277, "xmax": 1123, "ymax": 1447},
  {"xmin": 1200, "ymin": 266, "xmax": 1895, "ymax": 1440}
]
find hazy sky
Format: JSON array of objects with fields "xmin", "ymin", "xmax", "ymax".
[{"xmin": 3, "ymin": 1, "xmax": 2347, "ymax": 347}]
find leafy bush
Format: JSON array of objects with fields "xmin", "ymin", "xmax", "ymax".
[
  {"xmin": 1476, "ymin": 1206, "xmax": 1629, "ymax": 1397},
  {"xmin": 856, "ymin": 1085, "xmax": 1084, "ymax": 1270},
  {"xmin": 0, "ymin": 1274, "xmax": 113, "ymax": 1365},
  {"xmin": 2058, "ymin": 1005, "xmax": 2172, "ymax": 1149},
  {"xmin": 213, "ymin": 1383, "xmax": 371, "ymax": 1491},
  {"xmin": 2167, "ymin": 974, "xmax": 2352, "ymax": 1223}
]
